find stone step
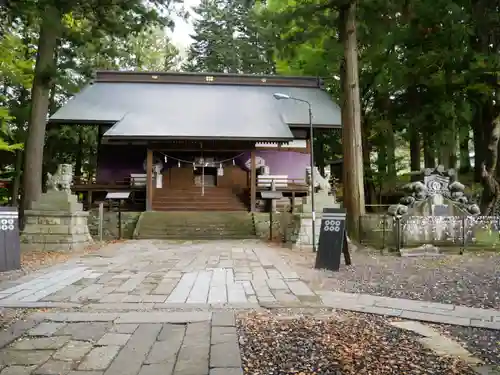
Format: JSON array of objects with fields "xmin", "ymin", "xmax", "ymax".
[
  {"xmin": 154, "ymin": 191, "xmax": 242, "ymax": 198},
  {"xmin": 154, "ymin": 188, "xmax": 241, "ymax": 196},
  {"xmin": 152, "ymin": 198, "xmax": 245, "ymax": 204},
  {"xmin": 141, "ymin": 211, "xmax": 252, "ymax": 219},
  {"xmin": 152, "ymin": 206, "xmax": 247, "ymax": 212},
  {"xmin": 134, "ymin": 211, "xmax": 256, "ymax": 240},
  {"xmin": 153, "ymin": 195, "xmax": 244, "ymax": 201},
  {"xmin": 137, "ymin": 233, "xmax": 257, "ymax": 239},
  {"xmin": 138, "ymin": 226, "xmax": 255, "ymax": 233},
  {"xmin": 153, "ymin": 188, "xmax": 246, "ymax": 210}
]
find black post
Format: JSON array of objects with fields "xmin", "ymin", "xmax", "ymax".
[
  {"xmin": 118, "ymin": 199, "xmax": 122, "ymax": 240},
  {"xmin": 382, "ymin": 215, "xmax": 387, "ymax": 251},
  {"xmin": 395, "ymin": 216, "xmax": 401, "ymax": 254},
  {"xmin": 342, "ymin": 231, "xmax": 352, "ymax": 265},
  {"xmin": 497, "ymin": 216, "xmax": 500, "ymax": 245},
  {"xmin": 308, "ymin": 104, "xmax": 316, "ymax": 253},
  {"xmin": 460, "ymin": 215, "xmax": 466, "ymax": 254},
  {"xmin": 269, "ymin": 205, "xmax": 273, "ymax": 241}
]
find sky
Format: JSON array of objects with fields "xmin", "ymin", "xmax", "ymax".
[{"xmin": 168, "ymin": 0, "xmax": 201, "ymax": 55}]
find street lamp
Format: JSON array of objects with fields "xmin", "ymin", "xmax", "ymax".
[{"xmin": 273, "ymin": 92, "xmax": 316, "ymax": 252}]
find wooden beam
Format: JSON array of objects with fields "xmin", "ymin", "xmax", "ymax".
[
  {"xmin": 250, "ymin": 150, "xmax": 257, "ymax": 212},
  {"xmin": 146, "ymin": 148, "xmax": 153, "ymax": 211},
  {"xmin": 95, "ymin": 70, "xmax": 321, "ymax": 88}
]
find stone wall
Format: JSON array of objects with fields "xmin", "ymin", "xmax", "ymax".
[
  {"xmin": 87, "ymin": 210, "xmax": 141, "ymax": 241},
  {"xmin": 21, "ymin": 211, "xmax": 92, "ymax": 252},
  {"xmin": 253, "ymin": 212, "xmax": 301, "ymax": 243}
]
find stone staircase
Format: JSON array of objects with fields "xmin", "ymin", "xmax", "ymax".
[
  {"xmin": 134, "ymin": 211, "xmax": 257, "ymax": 240},
  {"xmin": 152, "ymin": 187, "xmax": 247, "ymax": 211}
]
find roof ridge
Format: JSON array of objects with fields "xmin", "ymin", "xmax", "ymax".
[{"xmin": 93, "ymin": 71, "xmax": 323, "ymax": 88}]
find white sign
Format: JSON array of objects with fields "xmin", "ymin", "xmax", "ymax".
[
  {"xmin": 106, "ymin": 192, "xmax": 131, "ymax": 200},
  {"xmin": 156, "ymin": 174, "xmax": 162, "ymax": 189},
  {"xmin": 323, "ymin": 220, "xmax": 341, "ymax": 232},
  {"xmin": 424, "ymin": 175, "xmax": 450, "ymax": 195}
]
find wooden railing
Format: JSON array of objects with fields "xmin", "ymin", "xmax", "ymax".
[
  {"xmin": 72, "ymin": 176, "xmax": 146, "ymax": 190},
  {"xmin": 256, "ymin": 175, "xmax": 307, "ymax": 191}
]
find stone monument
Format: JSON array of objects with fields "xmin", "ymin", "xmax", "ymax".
[
  {"xmin": 387, "ymin": 165, "xmax": 480, "ymax": 252},
  {"xmin": 21, "ymin": 164, "xmax": 93, "ymax": 252},
  {"xmin": 296, "ymin": 166, "xmax": 339, "ymax": 248}
]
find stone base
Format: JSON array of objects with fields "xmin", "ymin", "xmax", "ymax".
[
  {"xmin": 301, "ymin": 193, "xmax": 338, "ymax": 214},
  {"xmin": 296, "ymin": 213, "xmax": 322, "ymax": 248},
  {"xmin": 21, "ymin": 192, "xmax": 93, "ymax": 252},
  {"xmin": 253, "ymin": 212, "xmax": 301, "ymax": 243},
  {"xmin": 87, "ymin": 210, "xmax": 141, "ymax": 241},
  {"xmin": 297, "ymin": 201, "xmax": 341, "ymax": 249}
]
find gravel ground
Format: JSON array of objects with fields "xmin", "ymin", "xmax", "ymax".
[
  {"xmin": 281, "ymin": 249, "xmax": 500, "ymax": 309},
  {"xmin": 0, "ymin": 308, "xmax": 29, "ymax": 330},
  {"xmin": 237, "ymin": 311, "xmax": 477, "ymax": 375},
  {"xmin": 432, "ymin": 324, "xmax": 500, "ymax": 366},
  {"xmin": 278, "ymin": 248, "xmax": 500, "ymax": 366}
]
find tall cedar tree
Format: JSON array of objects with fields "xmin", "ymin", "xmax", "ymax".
[
  {"xmin": 184, "ymin": 0, "xmax": 275, "ymax": 74},
  {"xmin": 15, "ymin": 0, "xmax": 175, "ymax": 210}
]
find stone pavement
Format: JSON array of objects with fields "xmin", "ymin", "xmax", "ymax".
[
  {"xmin": 0, "ymin": 240, "xmax": 319, "ymax": 309},
  {"xmin": 319, "ymin": 290, "xmax": 500, "ymax": 330},
  {"xmin": 0, "ymin": 240, "xmax": 498, "ymax": 374},
  {"xmin": 0, "ymin": 240, "xmax": 498, "ymax": 329},
  {"xmin": 0, "ymin": 310, "xmax": 242, "ymax": 375}
]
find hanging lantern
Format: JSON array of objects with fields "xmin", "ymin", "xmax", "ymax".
[
  {"xmin": 178, "ymin": 161, "xmax": 181, "ymax": 168},
  {"xmin": 164, "ymin": 155, "xmax": 168, "ymax": 163},
  {"xmin": 217, "ymin": 163, "xmax": 224, "ymax": 176},
  {"xmin": 232, "ymin": 159, "xmax": 236, "ymax": 166}
]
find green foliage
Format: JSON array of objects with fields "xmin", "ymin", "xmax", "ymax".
[
  {"xmin": 262, "ymin": 0, "xmax": 499, "ymax": 181},
  {"xmin": 184, "ymin": 0, "xmax": 275, "ymax": 73},
  {"xmin": 0, "ymin": 0, "xmax": 185, "ymax": 200}
]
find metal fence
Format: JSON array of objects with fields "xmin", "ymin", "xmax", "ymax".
[{"xmin": 358, "ymin": 214, "xmax": 500, "ymax": 251}]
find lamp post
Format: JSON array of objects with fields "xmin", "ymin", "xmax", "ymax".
[{"xmin": 273, "ymin": 93, "xmax": 316, "ymax": 252}]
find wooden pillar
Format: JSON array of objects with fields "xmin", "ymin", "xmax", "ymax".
[
  {"xmin": 146, "ymin": 148, "xmax": 153, "ymax": 211},
  {"xmin": 250, "ymin": 150, "xmax": 256, "ymax": 212}
]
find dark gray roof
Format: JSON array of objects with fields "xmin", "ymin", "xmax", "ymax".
[{"xmin": 50, "ymin": 77, "xmax": 341, "ymax": 141}]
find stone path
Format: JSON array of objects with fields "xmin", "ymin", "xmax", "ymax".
[
  {"xmin": 0, "ymin": 311, "xmax": 241, "ymax": 375},
  {"xmin": 0, "ymin": 240, "xmax": 498, "ymax": 374},
  {"xmin": 0, "ymin": 240, "xmax": 497, "ymax": 330},
  {"xmin": 0, "ymin": 240, "xmax": 318, "ymax": 310},
  {"xmin": 319, "ymin": 290, "xmax": 500, "ymax": 330}
]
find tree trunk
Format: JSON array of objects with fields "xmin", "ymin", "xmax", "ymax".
[
  {"xmin": 473, "ymin": 117, "xmax": 485, "ymax": 182},
  {"xmin": 480, "ymin": 113, "xmax": 500, "ymax": 215},
  {"xmin": 75, "ymin": 127, "xmax": 83, "ymax": 179},
  {"xmin": 22, "ymin": 4, "xmax": 61, "ymax": 210},
  {"xmin": 339, "ymin": 0, "xmax": 365, "ymax": 238},
  {"xmin": 459, "ymin": 128, "xmax": 471, "ymax": 172},
  {"xmin": 423, "ymin": 131, "xmax": 436, "ymax": 168},
  {"xmin": 439, "ymin": 139, "xmax": 455, "ymax": 169},
  {"xmin": 386, "ymin": 124, "xmax": 396, "ymax": 178},
  {"xmin": 376, "ymin": 143, "xmax": 387, "ymax": 175},
  {"xmin": 11, "ymin": 150, "xmax": 23, "ymax": 207},
  {"xmin": 408, "ymin": 84, "xmax": 420, "ymax": 178},
  {"xmin": 315, "ymin": 132, "xmax": 325, "ymax": 176},
  {"xmin": 409, "ymin": 128, "xmax": 420, "ymax": 179},
  {"xmin": 362, "ymin": 118, "xmax": 376, "ymax": 210},
  {"xmin": 437, "ymin": 129, "xmax": 458, "ymax": 171}
]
